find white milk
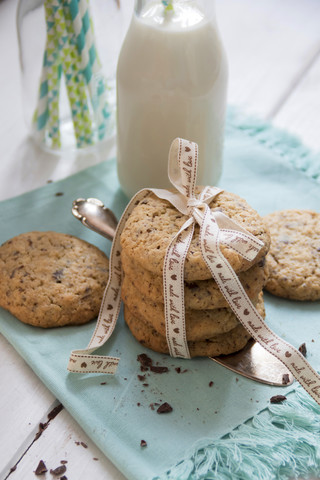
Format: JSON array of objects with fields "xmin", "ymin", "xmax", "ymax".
[{"xmin": 116, "ymin": 1, "xmax": 228, "ymax": 197}]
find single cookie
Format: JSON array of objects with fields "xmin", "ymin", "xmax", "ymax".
[
  {"xmin": 120, "ymin": 190, "xmax": 270, "ymax": 281},
  {"xmin": 122, "ymin": 277, "xmax": 264, "ymax": 341},
  {"xmin": 263, "ymin": 210, "xmax": 320, "ymax": 301},
  {"xmin": 124, "ymin": 305, "xmax": 252, "ymax": 357},
  {"xmin": 0, "ymin": 231, "xmax": 109, "ymax": 327},
  {"xmin": 121, "ymin": 250, "xmax": 268, "ymax": 310}
]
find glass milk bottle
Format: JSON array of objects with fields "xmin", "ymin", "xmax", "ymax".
[{"xmin": 116, "ymin": 0, "xmax": 228, "ymax": 198}]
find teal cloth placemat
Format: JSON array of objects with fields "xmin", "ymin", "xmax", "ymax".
[{"xmin": 0, "ymin": 109, "xmax": 320, "ymax": 479}]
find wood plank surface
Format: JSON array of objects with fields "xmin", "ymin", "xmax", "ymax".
[
  {"xmin": 273, "ymin": 51, "xmax": 320, "ymax": 151},
  {"xmin": 6, "ymin": 408, "xmax": 126, "ymax": 480},
  {"xmin": 0, "ymin": 336, "xmax": 55, "ymax": 477}
]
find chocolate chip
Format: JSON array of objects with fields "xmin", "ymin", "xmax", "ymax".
[
  {"xmin": 157, "ymin": 402, "xmax": 173, "ymax": 414},
  {"xmin": 175, "ymin": 367, "xmax": 181, "ymax": 373},
  {"xmin": 270, "ymin": 395, "xmax": 287, "ymax": 404},
  {"xmin": 35, "ymin": 460, "xmax": 48, "ymax": 475},
  {"xmin": 186, "ymin": 282, "xmax": 199, "ymax": 290},
  {"xmin": 209, "ymin": 381, "xmax": 214, "ymax": 387},
  {"xmin": 137, "ymin": 374, "xmax": 146, "ymax": 381},
  {"xmin": 50, "ymin": 465, "xmax": 67, "ymax": 476},
  {"xmin": 81, "ymin": 442, "xmax": 88, "ymax": 448},
  {"xmin": 150, "ymin": 366, "xmax": 169, "ymax": 374},
  {"xmin": 299, "ymin": 343, "xmax": 307, "ymax": 357},
  {"xmin": 282, "ymin": 374, "xmax": 290, "ymax": 385},
  {"xmin": 140, "ymin": 439, "xmax": 147, "ymax": 447},
  {"xmin": 52, "ymin": 269, "xmax": 64, "ymax": 283},
  {"xmin": 60, "ymin": 476, "xmax": 68, "ymax": 480}
]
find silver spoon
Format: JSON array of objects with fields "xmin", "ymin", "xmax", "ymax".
[{"xmin": 72, "ymin": 197, "xmax": 293, "ymax": 387}]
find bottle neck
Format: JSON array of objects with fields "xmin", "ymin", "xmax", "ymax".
[{"xmin": 134, "ymin": 0, "xmax": 215, "ymax": 26}]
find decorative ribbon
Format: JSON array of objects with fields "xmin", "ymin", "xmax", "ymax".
[{"xmin": 68, "ymin": 138, "xmax": 320, "ymax": 407}]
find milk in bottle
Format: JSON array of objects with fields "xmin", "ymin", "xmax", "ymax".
[{"xmin": 117, "ymin": 0, "xmax": 228, "ymax": 197}]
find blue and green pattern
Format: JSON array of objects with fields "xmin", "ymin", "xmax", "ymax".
[{"xmin": 33, "ymin": 0, "xmax": 110, "ymax": 149}]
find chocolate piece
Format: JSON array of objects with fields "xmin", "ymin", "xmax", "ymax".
[
  {"xmin": 137, "ymin": 374, "xmax": 146, "ymax": 381},
  {"xmin": 282, "ymin": 373, "xmax": 290, "ymax": 385},
  {"xmin": 47, "ymin": 403, "xmax": 63, "ymax": 420},
  {"xmin": 150, "ymin": 366, "xmax": 169, "ymax": 374},
  {"xmin": 157, "ymin": 402, "xmax": 173, "ymax": 414},
  {"xmin": 81, "ymin": 442, "xmax": 88, "ymax": 448},
  {"xmin": 209, "ymin": 381, "xmax": 214, "ymax": 387},
  {"xmin": 35, "ymin": 460, "xmax": 47, "ymax": 475},
  {"xmin": 137, "ymin": 353, "xmax": 153, "ymax": 368},
  {"xmin": 50, "ymin": 465, "xmax": 67, "ymax": 476},
  {"xmin": 140, "ymin": 440, "xmax": 147, "ymax": 447},
  {"xmin": 298, "ymin": 342, "xmax": 307, "ymax": 357},
  {"xmin": 270, "ymin": 395, "xmax": 287, "ymax": 404},
  {"xmin": 35, "ymin": 422, "xmax": 48, "ymax": 440}
]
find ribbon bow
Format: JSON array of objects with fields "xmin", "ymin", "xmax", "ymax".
[{"xmin": 68, "ymin": 138, "xmax": 320, "ymax": 407}]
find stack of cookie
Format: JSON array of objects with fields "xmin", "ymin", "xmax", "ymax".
[{"xmin": 120, "ymin": 190, "xmax": 271, "ymax": 357}]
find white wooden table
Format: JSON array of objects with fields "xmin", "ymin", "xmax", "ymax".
[{"xmin": 1, "ymin": 0, "xmax": 320, "ymax": 478}]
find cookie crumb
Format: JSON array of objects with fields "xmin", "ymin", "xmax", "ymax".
[
  {"xmin": 270, "ymin": 395, "xmax": 287, "ymax": 404},
  {"xmin": 35, "ymin": 460, "xmax": 47, "ymax": 475},
  {"xmin": 157, "ymin": 402, "xmax": 173, "ymax": 414},
  {"xmin": 81, "ymin": 441, "xmax": 88, "ymax": 449},
  {"xmin": 140, "ymin": 439, "xmax": 147, "ymax": 448}
]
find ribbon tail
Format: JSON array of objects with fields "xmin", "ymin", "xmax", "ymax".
[
  {"xmin": 163, "ymin": 218, "xmax": 194, "ymax": 359},
  {"xmin": 200, "ymin": 206, "xmax": 320, "ymax": 406},
  {"xmin": 67, "ymin": 189, "xmax": 151, "ymax": 374}
]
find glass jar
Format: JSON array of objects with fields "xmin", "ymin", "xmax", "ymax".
[
  {"xmin": 116, "ymin": 0, "xmax": 228, "ymax": 198},
  {"xmin": 17, "ymin": 0, "xmax": 128, "ymax": 151}
]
